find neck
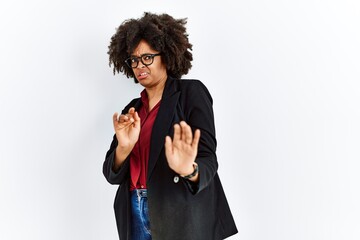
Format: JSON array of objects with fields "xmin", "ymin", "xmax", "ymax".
[
  {"xmin": 145, "ymin": 75, "xmax": 167, "ymax": 111},
  {"xmin": 145, "ymin": 75, "xmax": 167, "ymax": 100}
]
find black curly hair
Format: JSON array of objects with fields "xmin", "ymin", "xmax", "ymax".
[{"xmin": 107, "ymin": 12, "xmax": 193, "ymax": 83}]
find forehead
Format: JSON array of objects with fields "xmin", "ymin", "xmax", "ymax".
[{"xmin": 132, "ymin": 40, "xmax": 155, "ymax": 55}]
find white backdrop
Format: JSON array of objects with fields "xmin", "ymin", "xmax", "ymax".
[{"xmin": 1, "ymin": 0, "xmax": 360, "ymax": 239}]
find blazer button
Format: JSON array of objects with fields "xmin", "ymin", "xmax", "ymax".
[{"xmin": 173, "ymin": 176, "xmax": 179, "ymax": 183}]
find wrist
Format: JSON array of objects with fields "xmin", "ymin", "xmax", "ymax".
[
  {"xmin": 114, "ymin": 146, "xmax": 131, "ymax": 170},
  {"xmin": 115, "ymin": 146, "xmax": 129, "ymax": 160},
  {"xmin": 180, "ymin": 163, "xmax": 199, "ymax": 179}
]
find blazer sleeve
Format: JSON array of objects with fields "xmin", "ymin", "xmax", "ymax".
[
  {"xmin": 102, "ymin": 134, "xmax": 131, "ymax": 185},
  {"xmin": 102, "ymin": 98, "xmax": 139, "ymax": 185},
  {"xmin": 181, "ymin": 80, "xmax": 218, "ymax": 194}
]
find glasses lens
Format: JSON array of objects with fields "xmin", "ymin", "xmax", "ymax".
[
  {"xmin": 130, "ymin": 57, "xmax": 139, "ymax": 68},
  {"xmin": 125, "ymin": 58, "xmax": 134, "ymax": 68},
  {"xmin": 141, "ymin": 55, "xmax": 154, "ymax": 65}
]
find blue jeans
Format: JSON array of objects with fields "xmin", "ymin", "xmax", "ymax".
[{"xmin": 131, "ymin": 189, "xmax": 152, "ymax": 240}]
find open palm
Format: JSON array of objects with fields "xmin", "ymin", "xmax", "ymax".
[{"xmin": 165, "ymin": 121, "xmax": 201, "ymax": 176}]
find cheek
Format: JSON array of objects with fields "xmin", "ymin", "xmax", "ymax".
[{"xmin": 158, "ymin": 62, "xmax": 167, "ymax": 73}]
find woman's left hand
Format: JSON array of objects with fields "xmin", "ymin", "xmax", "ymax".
[{"xmin": 165, "ymin": 121, "xmax": 201, "ymax": 178}]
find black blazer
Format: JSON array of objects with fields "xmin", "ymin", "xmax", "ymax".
[{"xmin": 103, "ymin": 77, "xmax": 238, "ymax": 240}]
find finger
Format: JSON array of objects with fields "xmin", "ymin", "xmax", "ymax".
[
  {"xmin": 180, "ymin": 121, "xmax": 186, "ymax": 141},
  {"xmin": 133, "ymin": 111, "xmax": 141, "ymax": 129},
  {"xmin": 164, "ymin": 136, "xmax": 173, "ymax": 157},
  {"xmin": 133, "ymin": 111, "xmax": 140, "ymax": 122},
  {"xmin": 192, "ymin": 129, "xmax": 201, "ymax": 149},
  {"xmin": 113, "ymin": 113, "xmax": 119, "ymax": 124},
  {"xmin": 113, "ymin": 113, "xmax": 127, "ymax": 123},
  {"xmin": 113, "ymin": 113, "xmax": 119, "ymax": 131},
  {"xmin": 180, "ymin": 121, "xmax": 193, "ymax": 145},
  {"xmin": 173, "ymin": 124, "xmax": 181, "ymax": 142},
  {"xmin": 126, "ymin": 108, "xmax": 137, "ymax": 122},
  {"xmin": 113, "ymin": 113, "xmax": 132, "ymax": 130},
  {"xmin": 118, "ymin": 114, "xmax": 129, "ymax": 123},
  {"xmin": 128, "ymin": 107, "xmax": 135, "ymax": 114}
]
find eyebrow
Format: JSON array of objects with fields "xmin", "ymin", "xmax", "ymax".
[{"xmin": 130, "ymin": 53, "xmax": 155, "ymax": 57}]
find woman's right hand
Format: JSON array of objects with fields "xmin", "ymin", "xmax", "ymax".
[{"xmin": 112, "ymin": 107, "xmax": 141, "ymax": 167}]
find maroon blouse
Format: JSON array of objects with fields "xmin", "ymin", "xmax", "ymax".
[{"xmin": 129, "ymin": 90, "xmax": 161, "ymax": 191}]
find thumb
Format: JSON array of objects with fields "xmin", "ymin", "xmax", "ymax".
[
  {"xmin": 133, "ymin": 111, "xmax": 141, "ymax": 129},
  {"xmin": 164, "ymin": 136, "xmax": 173, "ymax": 158},
  {"xmin": 192, "ymin": 129, "xmax": 201, "ymax": 149}
]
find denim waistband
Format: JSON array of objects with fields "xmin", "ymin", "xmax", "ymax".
[{"xmin": 132, "ymin": 189, "xmax": 147, "ymax": 198}]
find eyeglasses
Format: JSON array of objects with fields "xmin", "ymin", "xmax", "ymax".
[{"xmin": 124, "ymin": 53, "xmax": 161, "ymax": 68}]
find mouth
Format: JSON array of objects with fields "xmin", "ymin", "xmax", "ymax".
[{"xmin": 137, "ymin": 72, "xmax": 149, "ymax": 80}]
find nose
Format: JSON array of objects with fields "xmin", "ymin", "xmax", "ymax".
[{"xmin": 136, "ymin": 60, "xmax": 146, "ymax": 69}]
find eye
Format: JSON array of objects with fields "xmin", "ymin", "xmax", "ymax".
[
  {"xmin": 143, "ymin": 55, "xmax": 152, "ymax": 61},
  {"xmin": 130, "ymin": 57, "xmax": 138, "ymax": 63}
]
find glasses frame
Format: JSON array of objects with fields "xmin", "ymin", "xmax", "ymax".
[{"xmin": 124, "ymin": 53, "xmax": 161, "ymax": 68}]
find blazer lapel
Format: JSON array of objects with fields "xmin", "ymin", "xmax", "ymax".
[
  {"xmin": 133, "ymin": 98, "xmax": 142, "ymax": 111},
  {"xmin": 147, "ymin": 77, "xmax": 180, "ymax": 181}
]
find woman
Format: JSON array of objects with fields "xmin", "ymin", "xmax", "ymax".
[{"xmin": 103, "ymin": 12, "xmax": 238, "ymax": 240}]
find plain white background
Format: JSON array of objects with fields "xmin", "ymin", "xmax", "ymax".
[{"xmin": 1, "ymin": 0, "xmax": 360, "ymax": 239}]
